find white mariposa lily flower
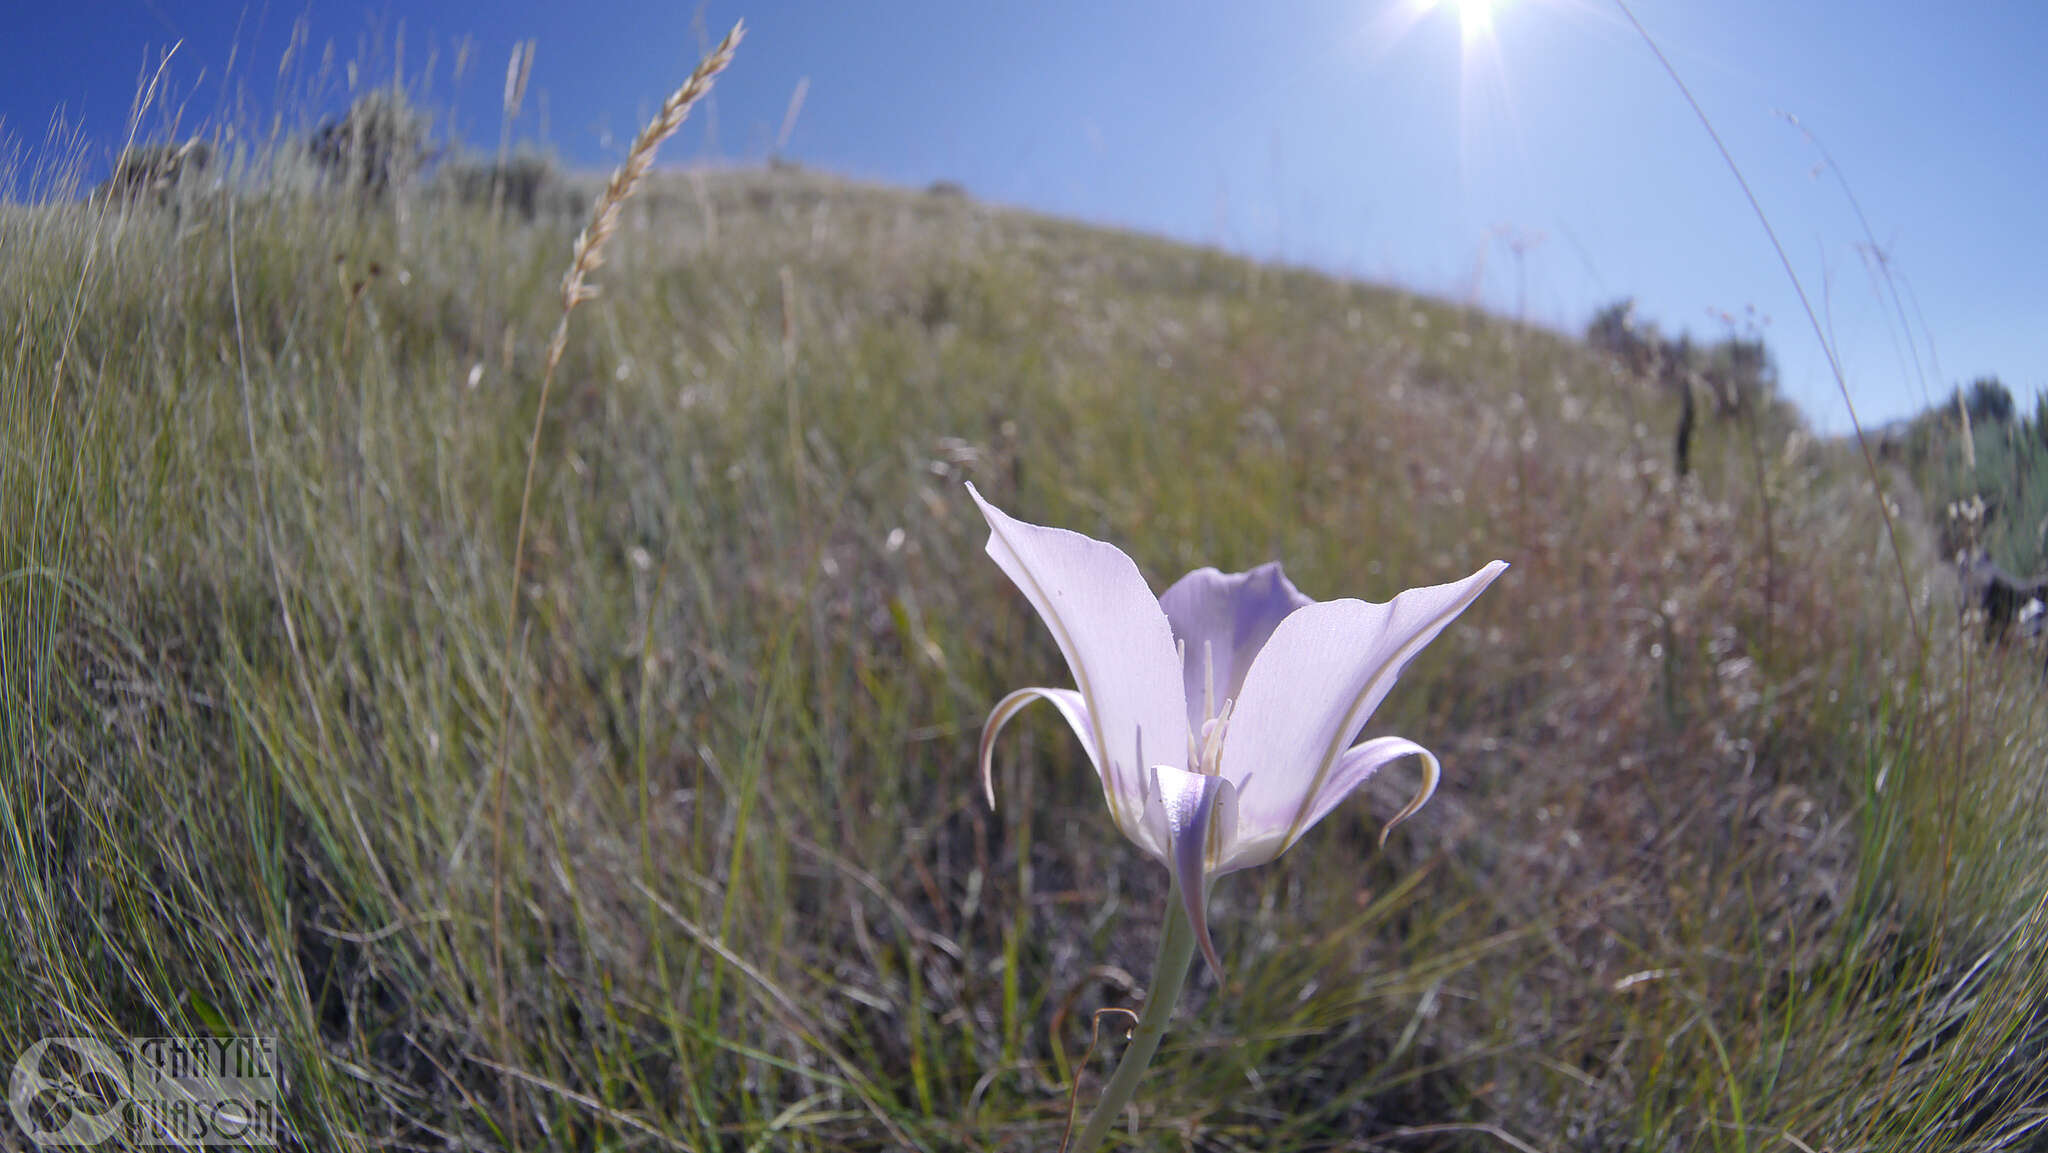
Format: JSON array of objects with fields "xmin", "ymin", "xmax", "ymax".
[{"xmin": 970, "ymin": 483, "xmax": 1506, "ymax": 976}]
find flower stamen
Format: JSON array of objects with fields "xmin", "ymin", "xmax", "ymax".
[
  {"xmin": 1203, "ymin": 640, "xmax": 1216, "ymax": 725},
  {"xmin": 1196, "ymin": 698, "xmax": 1234, "ymax": 776}
]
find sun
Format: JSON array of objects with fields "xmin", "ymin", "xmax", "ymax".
[
  {"xmin": 1369, "ymin": 0, "xmax": 1515, "ymax": 54},
  {"xmin": 1432, "ymin": 0, "xmax": 1503, "ymax": 40}
]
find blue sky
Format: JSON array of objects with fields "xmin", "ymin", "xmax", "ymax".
[{"xmin": 4, "ymin": 1, "xmax": 2042, "ymax": 431}]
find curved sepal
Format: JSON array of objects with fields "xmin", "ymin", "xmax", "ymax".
[
  {"xmin": 1284, "ymin": 736, "xmax": 1441, "ymax": 853},
  {"xmin": 1368, "ymin": 738, "xmax": 1441, "ymax": 848},
  {"xmin": 978, "ymin": 686, "xmax": 1094, "ymax": 810},
  {"xmin": 1149, "ymin": 765, "xmax": 1239, "ymax": 980}
]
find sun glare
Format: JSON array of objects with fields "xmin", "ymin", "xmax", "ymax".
[
  {"xmin": 1440, "ymin": 0, "xmax": 1501, "ymax": 40},
  {"xmin": 1370, "ymin": 0, "xmax": 1516, "ymax": 57},
  {"xmin": 1363, "ymin": 0, "xmax": 1527, "ymax": 179}
]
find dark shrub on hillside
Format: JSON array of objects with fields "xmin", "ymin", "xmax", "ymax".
[
  {"xmin": 1586, "ymin": 297, "xmax": 1670, "ymax": 382},
  {"xmin": 1697, "ymin": 335, "xmax": 1776, "ymax": 420},
  {"xmin": 1587, "ymin": 298, "xmax": 1786, "ymax": 421},
  {"xmin": 1967, "ymin": 376, "xmax": 2016, "ymax": 425},
  {"xmin": 442, "ymin": 155, "xmax": 557, "ymax": 221},
  {"xmin": 92, "ymin": 139, "xmax": 213, "ymax": 206},
  {"xmin": 1587, "ymin": 298, "xmax": 1644, "ymax": 360},
  {"xmin": 310, "ymin": 90, "xmax": 431, "ymax": 200},
  {"xmin": 1587, "ymin": 298, "xmax": 1796, "ymax": 480}
]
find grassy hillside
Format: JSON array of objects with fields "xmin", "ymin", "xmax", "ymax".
[{"xmin": 6, "ymin": 120, "xmax": 2048, "ymax": 1148}]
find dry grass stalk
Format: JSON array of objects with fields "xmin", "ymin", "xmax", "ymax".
[
  {"xmin": 503, "ymin": 39, "xmax": 535, "ymax": 120},
  {"xmin": 548, "ymin": 21, "xmax": 744, "ymax": 365},
  {"xmin": 491, "ymin": 39, "xmax": 537, "ymax": 226},
  {"xmin": 489, "ymin": 18, "xmax": 745, "ymax": 1125}
]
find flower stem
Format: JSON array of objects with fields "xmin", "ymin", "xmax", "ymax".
[{"xmin": 1069, "ymin": 887, "xmax": 1198, "ymax": 1153}]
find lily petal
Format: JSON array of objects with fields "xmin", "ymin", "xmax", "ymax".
[
  {"xmin": 1158, "ymin": 562, "xmax": 1314, "ymax": 730},
  {"xmin": 1149, "ymin": 764, "xmax": 1238, "ymax": 978},
  {"xmin": 968, "ymin": 484, "xmax": 1189, "ymax": 833},
  {"xmin": 1222, "ymin": 561, "xmax": 1506, "ymax": 849}
]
